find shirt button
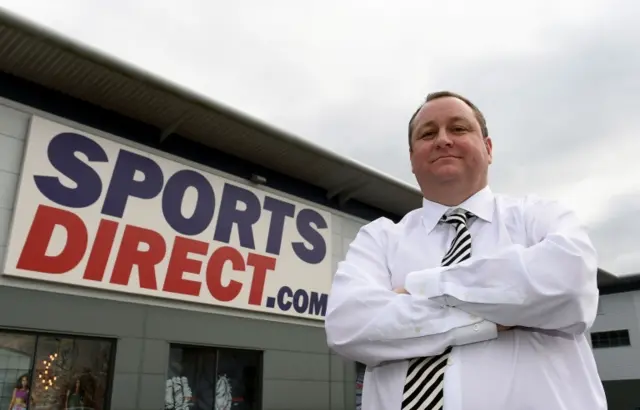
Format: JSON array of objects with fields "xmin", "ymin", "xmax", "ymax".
[
  {"xmin": 415, "ymin": 327, "xmax": 422, "ymax": 334},
  {"xmin": 473, "ymin": 324, "xmax": 480, "ymax": 332}
]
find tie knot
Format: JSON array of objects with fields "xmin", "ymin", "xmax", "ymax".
[{"xmin": 441, "ymin": 208, "xmax": 474, "ymax": 226}]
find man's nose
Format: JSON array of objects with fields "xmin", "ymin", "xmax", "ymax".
[{"xmin": 434, "ymin": 129, "xmax": 453, "ymax": 147}]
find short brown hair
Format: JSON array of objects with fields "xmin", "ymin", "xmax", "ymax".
[{"xmin": 408, "ymin": 91, "xmax": 489, "ymax": 149}]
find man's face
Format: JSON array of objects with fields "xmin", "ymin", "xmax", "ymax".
[{"xmin": 409, "ymin": 96, "xmax": 493, "ymax": 189}]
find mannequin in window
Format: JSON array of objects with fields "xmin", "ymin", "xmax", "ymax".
[
  {"xmin": 8, "ymin": 374, "xmax": 34, "ymax": 410},
  {"xmin": 165, "ymin": 360, "xmax": 193, "ymax": 410},
  {"xmin": 66, "ymin": 379, "xmax": 84, "ymax": 409}
]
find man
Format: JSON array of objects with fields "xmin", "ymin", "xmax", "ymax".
[{"xmin": 324, "ymin": 91, "xmax": 606, "ymax": 410}]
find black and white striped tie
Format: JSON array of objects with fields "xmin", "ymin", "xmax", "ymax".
[{"xmin": 401, "ymin": 208, "xmax": 475, "ymax": 410}]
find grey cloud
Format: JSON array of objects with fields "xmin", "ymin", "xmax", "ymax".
[
  {"xmin": 589, "ymin": 192, "xmax": 640, "ymax": 275},
  {"xmin": 296, "ymin": 82, "xmax": 420, "ymax": 184}
]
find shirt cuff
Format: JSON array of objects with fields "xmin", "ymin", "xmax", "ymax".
[
  {"xmin": 451, "ymin": 320, "xmax": 498, "ymax": 346},
  {"xmin": 405, "ymin": 267, "xmax": 445, "ymax": 300}
]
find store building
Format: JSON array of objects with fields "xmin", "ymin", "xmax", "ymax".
[
  {"xmin": 0, "ymin": 9, "xmax": 422, "ymax": 410},
  {"xmin": 589, "ymin": 271, "xmax": 640, "ymax": 410}
]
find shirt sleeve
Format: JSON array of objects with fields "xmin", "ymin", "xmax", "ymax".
[
  {"xmin": 325, "ymin": 217, "xmax": 498, "ymax": 368},
  {"xmin": 404, "ymin": 196, "xmax": 599, "ymax": 335}
]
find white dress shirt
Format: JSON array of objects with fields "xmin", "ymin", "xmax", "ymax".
[{"xmin": 325, "ymin": 186, "xmax": 607, "ymax": 410}]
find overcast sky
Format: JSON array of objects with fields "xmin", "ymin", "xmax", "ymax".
[{"xmin": 2, "ymin": 0, "xmax": 639, "ymax": 275}]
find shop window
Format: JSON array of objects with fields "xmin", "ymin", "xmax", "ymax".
[
  {"xmin": 216, "ymin": 348, "xmax": 260, "ymax": 410},
  {"xmin": 0, "ymin": 330, "xmax": 115, "ymax": 410},
  {"xmin": 166, "ymin": 345, "xmax": 261, "ymax": 410},
  {"xmin": 0, "ymin": 332, "xmax": 36, "ymax": 410}
]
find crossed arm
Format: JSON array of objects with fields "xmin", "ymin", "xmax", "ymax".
[{"xmin": 324, "ymin": 197, "xmax": 599, "ymax": 367}]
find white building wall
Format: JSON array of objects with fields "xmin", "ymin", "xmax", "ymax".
[
  {"xmin": 590, "ymin": 291, "xmax": 640, "ymax": 381},
  {"xmin": 0, "ymin": 98, "xmax": 368, "ymax": 327},
  {"xmin": 331, "ymin": 212, "xmax": 365, "ymax": 275}
]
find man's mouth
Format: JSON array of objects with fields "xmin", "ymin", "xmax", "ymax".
[{"xmin": 432, "ymin": 155, "xmax": 459, "ymax": 163}]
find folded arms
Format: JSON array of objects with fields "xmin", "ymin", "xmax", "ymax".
[{"xmin": 324, "ymin": 197, "xmax": 599, "ymax": 367}]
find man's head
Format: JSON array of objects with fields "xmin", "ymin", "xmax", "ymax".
[{"xmin": 408, "ymin": 91, "xmax": 493, "ymax": 205}]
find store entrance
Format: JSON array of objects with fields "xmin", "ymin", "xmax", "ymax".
[{"xmin": 166, "ymin": 345, "xmax": 261, "ymax": 410}]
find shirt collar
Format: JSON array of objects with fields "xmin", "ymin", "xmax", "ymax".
[{"xmin": 421, "ymin": 185, "xmax": 495, "ymax": 234}]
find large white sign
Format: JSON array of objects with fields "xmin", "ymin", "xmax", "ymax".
[{"xmin": 4, "ymin": 116, "xmax": 333, "ymax": 320}]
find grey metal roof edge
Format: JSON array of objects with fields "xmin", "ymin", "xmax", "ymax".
[
  {"xmin": 598, "ymin": 272, "xmax": 640, "ymax": 295},
  {"xmin": 0, "ymin": 6, "xmax": 422, "ymax": 199},
  {"xmin": 596, "ymin": 268, "xmax": 640, "ymax": 291},
  {"xmin": 597, "ymin": 267, "xmax": 616, "ymax": 278}
]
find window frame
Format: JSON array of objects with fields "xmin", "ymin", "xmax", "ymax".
[{"xmin": 590, "ymin": 329, "xmax": 632, "ymax": 349}]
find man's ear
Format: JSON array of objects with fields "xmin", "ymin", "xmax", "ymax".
[
  {"xmin": 409, "ymin": 148, "xmax": 417, "ymax": 175},
  {"xmin": 485, "ymin": 137, "xmax": 493, "ymax": 164}
]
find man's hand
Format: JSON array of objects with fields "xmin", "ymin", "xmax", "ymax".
[
  {"xmin": 393, "ymin": 288, "xmax": 409, "ymax": 294},
  {"xmin": 497, "ymin": 325, "xmax": 513, "ymax": 332}
]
